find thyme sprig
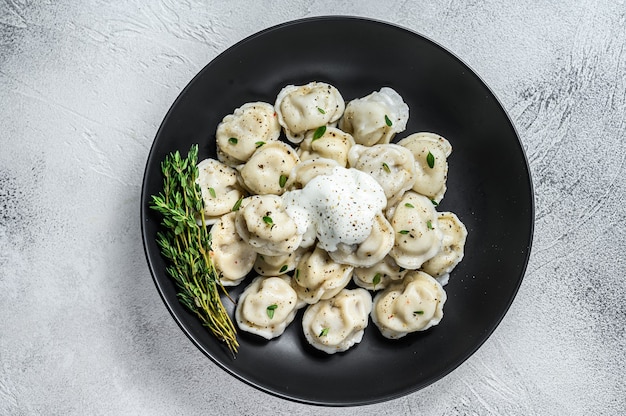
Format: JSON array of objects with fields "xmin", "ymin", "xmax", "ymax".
[{"xmin": 150, "ymin": 144, "xmax": 239, "ymax": 356}]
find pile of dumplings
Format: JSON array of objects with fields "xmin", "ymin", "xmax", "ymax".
[{"xmin": 197, "ymin": 82, "xmax": 468, "ymax": 354}]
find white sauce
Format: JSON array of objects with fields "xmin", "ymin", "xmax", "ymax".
[{"xmin": 283, "ymin": 166, "xmax": 386, "ymax": 252}]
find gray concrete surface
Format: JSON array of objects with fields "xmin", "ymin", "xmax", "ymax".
[{"xmin": 1, "ymin": 1, "xmax": 625, "ymax": 415}]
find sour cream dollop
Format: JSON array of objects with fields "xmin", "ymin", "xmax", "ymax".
[{"xmin": 283, "ymin": 166, "xmax": 387, "ymax": 252}]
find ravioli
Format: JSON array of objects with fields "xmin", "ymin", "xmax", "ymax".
[
  {"xmin": 420, "ymin": 211, "xmax": 467, "ymax": 283},
  {"xmin": 291, "ymin": 247, "xmax": 353, "ymax": 305},
  {"xmin": 235, "ymin": 275, "xmax": 301, "ymax": 339},
  {"xmin": 371, "ymin": 271, "xmax": 446, "ymax": 339},
  {"xmin": 339, "ymin": 87, "xmax": 409, "ymax": 146},
  {"xmin": 234, "ymin": 194, "xmax": 303, "ymax": 256},
  {"xmin": 210, "ymin": 212, "xmax": 256, "ymax": 286},
  {"xmin": 284, "ymin": 158, "xmax": 339, "ymax": 190},
  {"xmin": 352, "ymin": 255, "xmax": 407, "ymax": 291},
  {"xmin": 196, "ymin": 158, "xmax": 246, "ymax": 224},
  {"xmin": 298, "ymin": 126, "xmax": 355, "ymax": 167},
  {"xmin": 302, "ymin": 288, "xmax": 372, "ymax": 354},
  {"xmin": 216, "ymin": 102, "xmax": 281, "ymax": 166},
  {"xmin": 275, "ymin": 82, "xmax": 345, "ymax": 143},
  {"xmin": 238, "ymin": 141, "xmax": 300, "ymax": 196},
  {"xmin": 388, "ymin": 191, "xmax": 443, "ymax": 270},
  {"xmin": 398, "ymin": 132, "xmax": 452, "ymax": 203},
  {"xmin": 348, "ymin": 143, "xmax": 417, "ymax": 208},
  {"xmin": 328, "ymin": 212, "xmax": 394, "ymax": 268},
  {"xmin": 253, "ymin": 247, "xmax": 309, "ymax": 277}
]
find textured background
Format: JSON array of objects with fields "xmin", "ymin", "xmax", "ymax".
[{"xmin": 1, "ymin": 1, "xmax": 625, "ymax": 415}]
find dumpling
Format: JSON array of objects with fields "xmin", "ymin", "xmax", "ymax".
[
  {"xmin": 338, "ymin": 87, "xmax": 409, "ymax": 146},
  {"xmin": 238, "ymin": 141, "xmax": 300, "ymax": 195},
  {"xmin": 196, "ymin": 158, "xmax": 247, "ymax": 224},
  {"xmin": 397, "ymin": 132, "xmax": 452, "ymax": 203},
  {"xmin": 284, "ymin": 158, "xmax": 338, "ymax": 190},
  {"xmin": 348, "ymin": 143, "xmax": 417, "ymax": 207},
  {"xmin": 209, "ymin": 212, "xmax": 256, "ymax": 286},
  {"xmin": 253, "ymin": 246, "xmax": 309, "ymax": 276},
  {"xmin": 420, "ymin": 212, "xmax": 467, "ymax": 284},
  {"xmin": 275, "ymin": 82, "xmax": 345, "ymax": 143},
  {"xmin": 371, "ymin": 271, "xmax": 446, "ymax": 339},
  {"xmin": 297, "ymin": 126, "xmax": 355, "ymax": 167},
  {"xmin": 234, "ymin": 194, "xmax": 303, "ymax": 256},
  {"xmin": 388, "ymin": 191, "xmax": 443, "ymax": 270},
  {"xmin": 352, "ymin": 255, "xmax": 407, "ymax": 291},
  {"xmin": 235, "ymin": 275, "xmax": 301, "ymax": 340},
  {"xmin": 302, "ymin": 288, "xmax": 372, "ymax": 354},
  {"xmin": 216, "ymin": 102, "xmax": 281, "ymax": 166},
  {"xmin": 328, "ymin": 212, "xmax": 394, "ymax": 268},
  {"xmin": 291, "ymin": 247, "xmax": 353, "ymax": 305}
]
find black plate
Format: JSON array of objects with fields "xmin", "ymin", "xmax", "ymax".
[{"xmin": 141, "ymin": 16, "xmax": 534, "ymax": 406}]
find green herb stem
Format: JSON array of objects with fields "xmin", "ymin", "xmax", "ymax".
[{"xmin": 150, "ymin": 145, "xmax": 239, "ymax": 356}]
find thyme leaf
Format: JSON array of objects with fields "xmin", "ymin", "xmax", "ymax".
[
  {"xmin": 426, "ymin": 151, "xmax": 435, "ymax": 168},
  {"xmin": 312, "ymin": 125, "xmax": 326, "ymax": 141},
  {"xmin": 232, "ymin": 197, "xmax": 243, "ymax": 211},
  {"xmin": 266, "ymin": 304, "xmax": 278, "ymax": 319},
  {"xmin": 372, "ymin": 273, "xmax": 382, "ymax": 287}
]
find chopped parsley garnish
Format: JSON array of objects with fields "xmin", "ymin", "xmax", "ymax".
[
  {"xmin": 372, "ymin": 273, "xmax": 382, "ymax": 287},
  {"xmin": 312, "ymin": 125, "xmax": 326, "ymax": 141},
  {"xmin": 266, "ymin": 304, "xmax": 278, "ymax": 319},
  {"xmin": 426, "ymin": 151, "xmax": 435, "ymax": 168},
  {"xmin": 232, "ymin": 197, "xmax": 243, "ymax": 211}
]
